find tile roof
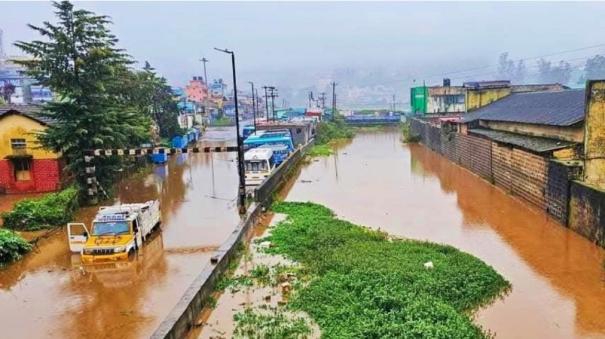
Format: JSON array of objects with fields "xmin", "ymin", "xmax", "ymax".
[
  {"xmin": 469, "ymin": 128, "xmax": 577, "ymax": 153},
  {"xmin": 0, "ymin": 105, "xmax": 54, "ymax": 125},
  {"xmin": 462, "ymin": 89, "xmax": 585, "ymax": 126}
]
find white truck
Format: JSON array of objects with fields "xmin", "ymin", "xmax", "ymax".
[{"xmin": 67, "ymin": 200, "xmax": 161, "ymax": 263}]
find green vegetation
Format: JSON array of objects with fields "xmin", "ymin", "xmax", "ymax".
[
  {"xmin": 314, "ymin": 116, "xmax": 354, "ymax": 145},
  {"xmin": 233, "ymin": 307, "xmax": 312, "ymax": 339},
  {"xmin": 14, "ymin": 1, "xmax": 183, "ymax": 200},
  {"xmin": 307, "ymin": 144, "xmax": 333, "ymax": 157},
  {"xmin": 210, "ymin": 116, "xmax": 235, "ymax": 127},
  {"xmin": 263, "ymin": 202, "xmax": 510, "ymax": 338},
  {"xmin": 401, "ymin": 121, "xmax": 420, "ymax": 143},
  {"xmin": 1, "ymin": 187, "xmax": 78, "ymax": 231},
  {"xmin": 0, "ymin": 229, "xmax": 32, "ymax": 267}
]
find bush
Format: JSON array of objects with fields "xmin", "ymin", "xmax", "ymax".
[
  {"xmin": 2, "ymin": 187, "xmax": 79, "ymax": 231},
  {"xmin": 0, "ymin": 229, "xmax": 32, "ymax": 266},
  {"xmin": 315, "ymin": 116, "xmax": 354, "ymax": 145},
  {"xmin": 265, "ymin": 202, "xmax": 510, "ymax": 338}
]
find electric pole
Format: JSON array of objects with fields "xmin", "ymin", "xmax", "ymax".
[
  {"xmin": 249, "ymin": 81, "xmax": 256, "ymax": 131},
  {"xmin": 200, "ymin": 57, "xmax": 209, "ymax": 116},
  {"xmin": 331, "ymin": 81, "xmax": 337, "ymax": 120},
  {"xmin": 319, "ymin": 92, "xmax": 326, "ymax": 109},
  {"xmin": 263, "ymin": 86, "xmax": 270, "ymax": 122},
  {"xmin": 268, "ymin": 87, "xmax": 278, "ymax": 121}
]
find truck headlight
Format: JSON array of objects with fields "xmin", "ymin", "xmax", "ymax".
[{"xmin": 114, "ymin": 246, "xmax": 126, "ymax": 253}]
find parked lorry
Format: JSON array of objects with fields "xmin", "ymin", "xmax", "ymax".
[{"xmin": 67, "ymin": 200, "xmax": 161, "ymax": 263}]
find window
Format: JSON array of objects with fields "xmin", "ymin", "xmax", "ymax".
[
  {"xmin": 12, "ymin": 158, "xmax": 32, "ymax": 181},
  {"xmin": 10, "ymin": 139, "xmax": 26, "ymax": 150}
]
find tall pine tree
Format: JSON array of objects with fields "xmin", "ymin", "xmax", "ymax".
[{"xmin": 14, "ymin": 1, "xmax": 150, "ymax": 200}]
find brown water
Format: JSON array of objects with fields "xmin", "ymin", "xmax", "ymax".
[
  {"xmin": 284, "ymin": 129, "xmax": 605, "ymax": 338},
  {"xmin": 0, "ymin": 127, "xmax": 242, "ymax": 338}
]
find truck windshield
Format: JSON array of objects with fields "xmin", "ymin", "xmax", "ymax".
[
  {"xmin": 92, "ymin": 221, "xmax": 130, "ymax": 236},
  {"xmin": 245, "ymin": 160, "xmax": 269, "ymax": 172}
]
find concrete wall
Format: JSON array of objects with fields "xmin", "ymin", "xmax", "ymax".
[
  {"xmin": 481, "ymin": 120, "xmax": 584, "ymax": 143},
  {"xmin": 152, "ymin": 138, "xmax": 315, "ymax": 339},
  {"xmin": 583, "ymin": 80, "xmax": 605, "ymax": 188},
  {"xmin": 569, "ymin": 181, "xmax": 605, "ymax": 246},
  {"xmin": 466, "ymin": 87, "xmax": 511, "ymax": 111}
]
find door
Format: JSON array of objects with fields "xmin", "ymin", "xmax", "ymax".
[{"xmin": 67, "ymin": 223, "xmax": 89, "ymax": 253}]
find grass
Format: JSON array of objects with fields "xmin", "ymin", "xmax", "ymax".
[
  {"xmin": 233, "ymin": 307, "xmax": 312, "ymax": 339},
  {"xmin": 0, "ymin": 229, "xmax": 32, "ymax": 267},
  {"xmin": 210, "ymin": 116, "xmax": 235, "ymax": 127},
  {"xmin": 262, "ymin": 201, "xmax": 510, "ymax": 338},
  {"xmin": 1, "ymin": 187, "xmax": 79, "ymax": 231},
  {"xmin": 307, "ymin": 144, "xmax": 333, "ymax": 157}
]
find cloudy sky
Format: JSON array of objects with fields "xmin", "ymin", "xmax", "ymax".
[{"xmin": 2, "ymin": 1, "xmax": 605, "ymax": 105}]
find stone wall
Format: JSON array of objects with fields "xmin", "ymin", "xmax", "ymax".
[{"xmin": 546, "ymin": 161, "xmax": 582, "ymax": 224}]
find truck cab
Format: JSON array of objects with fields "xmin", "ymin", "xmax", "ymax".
[
  {"xmin": 244, "ymin": 147, "xmax": 275, "ymax": 186},
  {"xmin": 68, "ymin": 201, "xmax": 161, "ymax": 264}
]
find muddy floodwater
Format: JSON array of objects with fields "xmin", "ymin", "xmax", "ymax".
[
  {"xmin": 282, "ymin": 128, "xmax": 605, "ymax": 338},
  {"xmin": 0, "ymin": 127, "xmax": 241, "ymax": 338}
]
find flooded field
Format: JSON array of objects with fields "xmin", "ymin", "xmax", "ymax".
[
  {"xmin": 0, "ymin": 127, "xmax": 241, "ymax": 338},
  {"xmin": 282, "ymin": 128, "xmax": 605, "ymax": 338}
]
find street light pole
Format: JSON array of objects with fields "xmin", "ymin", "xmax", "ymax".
[
  {"xmin": 214, "ymin": 47, "xmax": 246, "ymax": 214},
  {"xmin": 200, "ymin": 57, "xmax": 209, "ymax": 117},
  {"xmin": 248, "ymin": 81, "xmax": 256, "ymax": 131}
]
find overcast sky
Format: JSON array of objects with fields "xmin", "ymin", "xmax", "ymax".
[{"xmin": 2, "ymin": 1, "xmax": 605, "ymax": 104}]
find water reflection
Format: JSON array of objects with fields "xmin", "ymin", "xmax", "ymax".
[
  {"xmin": 0, "ymin": 127, "xmax": 241, "ymax": 338},
  {"xmin": 286, "ymin": 128, "xmax": 605, "ymax": 339}
]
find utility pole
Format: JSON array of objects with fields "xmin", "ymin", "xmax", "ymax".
[
  {"xmin": 214, "ymin": 48, "xmax": 246, "ymax": 214},
  {"xmin": 248, "ymin": 81, "xmax": 256, "ymax": 131},
  {"xmin": 263, "ymin": 86, "xmax": 270, "ymax": 122},
  {"xmin": 319, "ymin": 92, "xmax": 326, "ymax": 109},
  {"xmin": 392, "ymin": 94, "xmax": 396, "ymax": 112},
  {"xmin": 255, "ymin": 88, "xmax": 260, "ymax": 121},
  {"xmin": 331, "ymin": 81, "xmax": 337, "ymax": 120},
  {"xmin": 200, "ymin": 57, "xmax": 209, "ymax": 117},
  {"xmin": 268, "ymin": 86, "xmax": 278, "ymax": 121}
]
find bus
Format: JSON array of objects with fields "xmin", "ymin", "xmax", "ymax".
[
  {"xmin": 243, "ymin": 129, "xmax": 294, "ymax": 152},
  {"xmin": 244, "ymin": 147, "xmax": 275, "ymax": 186}
]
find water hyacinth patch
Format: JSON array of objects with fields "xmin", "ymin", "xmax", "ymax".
[{"xmin": 263, "ymin": 202, "xmax": 510, "ymax": 338}]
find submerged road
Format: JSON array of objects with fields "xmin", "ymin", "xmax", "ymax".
[
  {"xmin": 0, "ymin": 127, "xmax": 241, "ymax": 338},
  {"xmin": 282, "ymin": 128, "xmax": 605, "ymax": 338}
]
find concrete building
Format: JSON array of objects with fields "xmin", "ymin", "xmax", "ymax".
[
  {"xmin": 185, "ymin": 76, "xmax": 208, "ymax": 104},
  {"xmin": 0, "ymin": 107, "xmax": 63, "ymax": 194}
]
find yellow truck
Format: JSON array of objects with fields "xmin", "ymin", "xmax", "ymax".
[{"xmin": 67, "ymin": 201, "xmax": 161, "ymax": 263}]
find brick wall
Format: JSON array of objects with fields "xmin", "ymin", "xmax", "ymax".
[
  {"xmin": 32, "ymin": 159, "xmax": 62, "ymax": 192},
  {"xmin": 468, "ymin": 136, "xmax": 492, "ymax": 181},
  {"xmin": 0, "ymin": 158, "xmax": 61, "ymax": 194},
  {"xmin": 511, "ymin": 148, "xmax": 548, "ymax": 210},
  {"xmin": 491, "ymin": 142, "xmax": 513, "ymax": 192},
  {"xmin": 569, "ymin": 181, "xmax": 605, "ymax": 247}
]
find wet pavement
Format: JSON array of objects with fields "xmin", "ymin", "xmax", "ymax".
[
  {"xmin": 282, "ymin": 128, "xmax": 605, "ymax": 338},
  {"xmin": 0, "ymin": 127, "xmax": 242, "ymax": 339}
]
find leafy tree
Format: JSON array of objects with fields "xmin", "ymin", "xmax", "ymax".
[
  {"xmin": 14, "ymin": 1, "xmax": 150, "ymax": 199},
  {"xmin": 584, "ymin": 54, "xmax": 605, "ymax": 80},
  {"xmin": 497, "ymin": 52, "xmax": 526, "ymax": 83},
  {"xmin": 536, "ymin": 58, "xmax": 572, "ymax": 84}
]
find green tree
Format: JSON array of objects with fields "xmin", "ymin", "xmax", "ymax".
[
  {"xmin": 537, "ymin": 58, "xmax": 572, "ymax": 84},
  {"xmin": 14, "ymin": 1, "xmax": 150, "ymax": 199}
]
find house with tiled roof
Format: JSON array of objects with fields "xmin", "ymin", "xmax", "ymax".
[{"xmin": 0, "ymin": 106, "xmax": 63, "ymax": 194}]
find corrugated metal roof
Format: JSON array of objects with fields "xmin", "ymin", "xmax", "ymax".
[
  {"xmin": 469, "ymin": 128, "xmax": 577, "ymax": 153},
  {"xmin": 463, "ymin": 89, "xmax": 585, "ymax": 126}
]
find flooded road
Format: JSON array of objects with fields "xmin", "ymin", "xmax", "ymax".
[
  {"xmin": 0, "ymin": 127, "xmax": 241, "ymax": 338},
  {"xmin": 285, "ymin": 128, "xmax": 605, "ymax": 338}
]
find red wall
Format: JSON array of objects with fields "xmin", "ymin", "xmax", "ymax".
[{"xmin": 0, "ymin": 159, "xmax": 62, "ymax": 194}]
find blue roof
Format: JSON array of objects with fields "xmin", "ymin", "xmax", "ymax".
[{"xmin": 463, "ymin": 89, "xmax": 585, "ymax": 126}]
